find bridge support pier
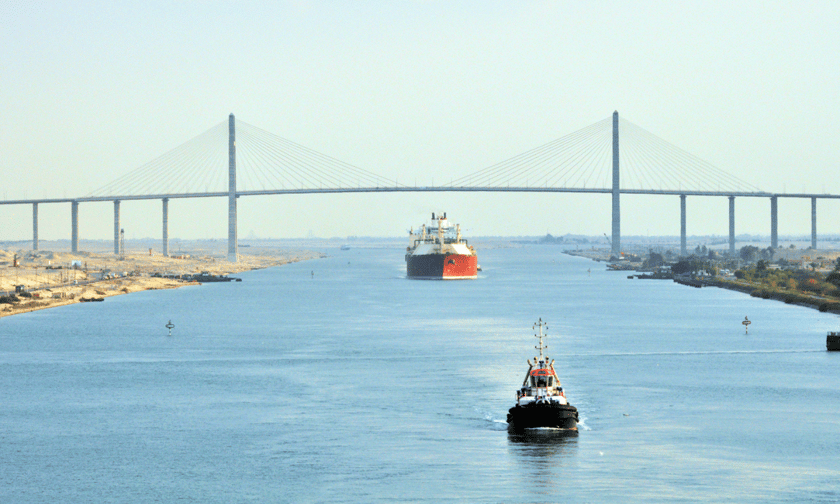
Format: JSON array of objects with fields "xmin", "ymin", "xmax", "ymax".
[
  {"xmin": 728, "ymin": 196, "xmax": 735, "ymax": 256},
  {"xmin": 611, "ymin": 111, "xmax": 620, "ymax": 257},
  {"xmin": 770, "ymin": 196, "xmax": 778, "ymax": 249},
  {"xmin": 162, "ymin": 198, "xmax": 169, "ymax": 257},
  {"xmin": 32, "ymin": 203, "xmax": 39, "ymax": 251},
  {"xmin": 227, "ymin": 113, "xmax": 238, "ymax": 262},
  {"xmin": 114, "ymin": 200, "xmax": 121, "ymax": 255},
  {"xmin": 680, "ymin": 195, "xmax": 687, "ymax": 256},
  {"xmin": 811, "ymin": 197, "xmax": 817, "ymax": 249},
  {"xmin": 71, "ymin": 201, "xmax": 79, "ymax": 253}
]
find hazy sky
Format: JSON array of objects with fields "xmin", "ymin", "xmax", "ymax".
[{"xmin": 2, "ymin": 1, "xmax": 839, "ymax": 242}]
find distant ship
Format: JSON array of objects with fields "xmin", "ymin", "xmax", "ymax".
[
  {"xmin": 405, "ymin": 212, "xmax": 477, "ymax": 280},
  {"xmin": 507, "ymin": 319, "xmax": 579, "ymax": 432},
  {"xmin": 828, "ymin": 329, "xmax": 840, "ymax": 351}
]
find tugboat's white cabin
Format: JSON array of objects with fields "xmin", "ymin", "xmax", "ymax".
[{"xmin": 517, "ymin": 358, "xmax": 569, "ymax": 406}]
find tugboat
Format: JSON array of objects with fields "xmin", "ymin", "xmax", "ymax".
[
  {"xmin": 405, "ymin": 212, "xmax": 477, "ymax": 280},
  {"xmin": 507, "ymin": 319, "xmax": 579, "ymax": 432}
]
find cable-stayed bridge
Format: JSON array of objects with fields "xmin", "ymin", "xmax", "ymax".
[{"xmin": 1, "ymin": 112, "xmax": 833, "ymax": 261}]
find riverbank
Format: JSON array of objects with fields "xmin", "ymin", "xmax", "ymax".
[
  {"xmin": 692, "ymin": 277, "xmax": 840, "ymax": 314},
  {"xmin": 567, "ymin": 246, "xmax": 840, "ymax": 315},
  {"xmin": 0, "ymin": 246, "xmax": 324, "ymax": 318}
]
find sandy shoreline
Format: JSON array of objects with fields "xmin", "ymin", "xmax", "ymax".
[{"xmin": 0, "ymin": 246, "xmax": 324, "ymax": 318}]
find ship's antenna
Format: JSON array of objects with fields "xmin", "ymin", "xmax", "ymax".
[{"xmin": 534, "ymin": 318, "xmax": 548, "ymax": 358}]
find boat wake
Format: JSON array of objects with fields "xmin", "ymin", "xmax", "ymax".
[
  {"xmin": 576, "ymin": 412, "xmax": 591, "ymax": 431},
  {"xmin": 523, "ymin": 426, "xmax": 569, "ymax": 432},
  {"xmin": 480, "ymin": 409, "xmax": 510, "ymax": 431}
]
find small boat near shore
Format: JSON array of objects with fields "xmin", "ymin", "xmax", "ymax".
[
  {"xmin": 507, "ymin": 319, "xmax": 579, "ymax": 433},
  {"xmin": 827, "ymin": 331, "xmax": 840, "ymax": 351},
  {"xmin": 153, "ymin": 271, "xmax": 241, "ymax": 282}
]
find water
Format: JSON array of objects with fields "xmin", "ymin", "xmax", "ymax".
[{"xmin": 1, "ymin": 245, "xmax": 839, "ymax": 503}]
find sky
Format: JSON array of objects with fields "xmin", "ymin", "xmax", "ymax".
[{"xmin": 2, "ymin": 1, "xmax": 839, "ymax": 243}]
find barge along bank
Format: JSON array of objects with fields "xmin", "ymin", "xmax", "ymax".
[
  {"xmin": 507, "ymin": 319, "xmax": 579, "ymax": 432},
  {"xmin": 405, "ymin": 212, "xmax": 477, "ymax": 280}
]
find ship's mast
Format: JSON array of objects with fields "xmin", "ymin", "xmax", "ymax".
[
  {"xmin": 534, "ymin": 318, "xmax": 548, "ymax": 361},
  {"xmin": 437, "ymin": 214, "xmax": 444, "ymax": 251}
]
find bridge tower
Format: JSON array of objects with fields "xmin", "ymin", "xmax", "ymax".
[
  {"xmin": 611, "ymin": 111, "xmax": 620, "ymax": 257},
  {"xmin": 228, "ymin": 113, "xmax": 238, "ymax": 262}
]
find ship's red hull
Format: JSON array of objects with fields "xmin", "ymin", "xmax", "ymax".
[{"xmin": 406, "ymin": 253, "xmax": 477, "ymax": 280}]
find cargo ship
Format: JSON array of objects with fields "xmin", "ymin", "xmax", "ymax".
[
  {"xmin": 405, "ymin": 212, "xmax": 477, "ymax": 280},
  {"xmin": 507, "ymin": 319, "xmax": 579, "ymax": 432}
]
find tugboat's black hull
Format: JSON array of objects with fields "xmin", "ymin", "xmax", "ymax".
[{"xmin": 507, "ymin": 402, "xmax": 579, "ymax": 431}]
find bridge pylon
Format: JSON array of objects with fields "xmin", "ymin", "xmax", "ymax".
[
  {"xmin": 162, "ymin": 198, "xmax": 169, "ymax": 257},
  {"xmin": 729, "ymin": 196, "xmax": 736, "ymax": 256},
  {"xmin": 611, "ymin": 111, "xmax": 620, "ymax": 257},
  {"xmin": 32, "ymin": 203, "xmax": 38, "ymax": 251},
  {"xmin": 71, "ymin": 201, "xmax": 79, "ymax": 253},
  {"xmin": 114, "ymin": 200, "xmax": 121, "ymax": 255},
  {"xmin": 770, "ymin": 196, "xmax": 778, "ymax": 249},
  {"xmin": 228, "ymin": 113, "xmax": 238, "ymax": 262},
  {"xmin": 680, "ymin": 195, "xmax": 687, "ymax": 256}
]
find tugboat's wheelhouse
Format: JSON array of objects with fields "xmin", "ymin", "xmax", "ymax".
[{"xmin": 530, "ymin": 367, "xmax": 554, "ymax": 388}]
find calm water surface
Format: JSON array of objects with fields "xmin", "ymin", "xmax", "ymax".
[{"xmin": 1, "ymin": 245, "xmax": 839, "ymax": 503}]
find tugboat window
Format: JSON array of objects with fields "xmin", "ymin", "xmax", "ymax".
[
  {"xmin": 548, "ymin": 377, "xmax": 553, "ymax": 387},
  {"xmin": 537, "ymin": 377, "xmax": 547, "ymax": 387}
]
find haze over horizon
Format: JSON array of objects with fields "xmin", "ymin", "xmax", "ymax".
[{"xmin": 3, "ymin": 1, "xmax": 838, "ymax": 242}]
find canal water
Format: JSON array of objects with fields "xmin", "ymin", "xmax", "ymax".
[{"xmin": 1, "ymin": 244, "xmax": 838, "ymax": 503}]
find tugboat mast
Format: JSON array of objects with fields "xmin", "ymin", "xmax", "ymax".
[{"xmin": 534, "ymin": 318, "xmax": 548, "ymax": 360}]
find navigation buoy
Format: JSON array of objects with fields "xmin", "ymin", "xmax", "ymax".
[
  {"xmin": 166, "ymin": 320, "xmax": 175, "ymax": 337},
  {"xmin": 742, "ymin": 316, "xmax": 751, "ymax": 334}
]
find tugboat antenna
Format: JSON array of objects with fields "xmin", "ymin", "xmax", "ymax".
[{"xmin": 533, "ymin": 318, "xmax": 548, "ymax": 358}]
